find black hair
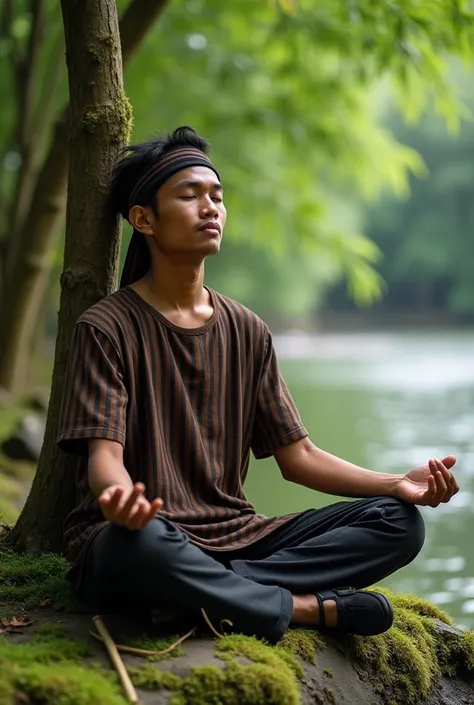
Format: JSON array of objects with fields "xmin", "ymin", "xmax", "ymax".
[{"xmin": 108, "ymin": 126, "xmax": 210, "ymax": 220}]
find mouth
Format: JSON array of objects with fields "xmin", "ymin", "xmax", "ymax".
[{"xmin": 197, "ymin": 221, "xmax": 221, "ymax": 234}]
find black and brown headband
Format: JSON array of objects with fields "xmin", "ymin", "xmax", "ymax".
[{"xmin": 127, "ymin": 147, "xmax": 220, "ymax": 216}]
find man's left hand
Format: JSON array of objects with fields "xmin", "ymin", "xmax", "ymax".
[{"xmin": 395, "ymin": 456, "xmax": 459, "ymax": 507}]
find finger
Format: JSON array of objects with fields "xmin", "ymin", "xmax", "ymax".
[
  {"xmin": 439, "ymin": 462, "xmax": 460, "ymax": 502},
  {"xmin": 114, "ymin": 490, "xmax": 140, "ymax": 523},
  {"xmin": 434, "ymin": 458, "xmax": 455, "ymax": 502},
  {"xmin": 115, "ymin": 484, "xmax": 145, "ymax": 523},
  {"xmin": 126, "ymin": 497, "xmax": 151, "ymax": 530},
  {"xmin": 99, "ymin": 485, "xmax": 123, "ymax": 506},
  {"xmin": 441, "ymin": 455, "xmax": 457, "ymax": 470},
  {"xmin": 450, "ymin": 473, "xmax": 460, "ymax": 494},
  {"xmin": 429, "ymin": 460, "xmax": 447, "ymax": 505},
  {"xmin": 99, "ymin": 487, "xmax": 125, "ymax": 518},
  {"xmin": 422, "ymin": 473, "xmax": 437, "ymax": 506},
  {"xmin": 137, "ymin": 498, "xmax": 163, "ymax": 529},
  {"xmin": 128, "ymin": 493, "xmax": 161, "ymax": 529},
  {"xmin": 435, "ymin": 458, "xmax": 452, "ymax": 485}
]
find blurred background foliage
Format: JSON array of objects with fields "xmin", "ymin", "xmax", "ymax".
[{"xmin": 1, "ymin": 0, "xmax": 474, "ymax": 349}]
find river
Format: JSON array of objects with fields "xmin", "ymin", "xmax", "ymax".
[{"xmin": 245, "ymin": 330, "xmax": 474, "ymax": 629}]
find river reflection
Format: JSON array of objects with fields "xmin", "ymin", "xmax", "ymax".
[{"xmin": 244, "ymin": 331, "xmax": 474, "ymax": 629}]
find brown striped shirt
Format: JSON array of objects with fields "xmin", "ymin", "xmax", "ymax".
[{"xmin": 58, "ymin": 287, "xmax": 308, "ymax": 575}]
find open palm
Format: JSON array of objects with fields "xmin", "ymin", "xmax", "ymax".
[{"xmin": 396, "ymin": 456, "xmax": 459, "ymax": 507}]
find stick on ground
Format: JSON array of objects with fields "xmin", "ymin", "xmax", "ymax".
[
  {"xmin": 90, "ymin": 625, "xmax": 196, "ymax": 656},
  {"xmin": 93, "ymin": 615, "xmax": 139, "ymax": 704}
]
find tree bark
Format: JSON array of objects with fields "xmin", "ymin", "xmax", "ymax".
[
  {"xmin": 4, "ymin": 0, "xmax": 130, "ymax": 553},
  {"xmin": 0, "ymin": 0, "xmax": 170, "ymax": 394}
]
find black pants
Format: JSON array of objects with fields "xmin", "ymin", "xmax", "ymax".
[{"xmin": 78, "ymin": 496, "xmax": 425, "ymax": 643}]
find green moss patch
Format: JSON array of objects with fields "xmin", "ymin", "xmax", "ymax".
[
  {"xmin": 0, "ymin": 630, "xmax": 127, "ymax": 705},
  {"xmin": 127, "ymin": 632, "xmax": 185, "ymax": 661},
  {"xmin": 378, "ymin": 587, "xmax": 454, "ymax": 625},
  {"xmin": 9, "ymin": 661, "xmax": 126, "ymax": 705},
  {"xmin": 129, "ymin": 662, "xmax": 182, "ymax": 690},
  {"xmin": 217, "ymin": 633, "xmax": 304, "ymax": 678},
  {"xmin": 279, "ymin": 627, "xmax": 326, "ymax": 664},
  {"xmin": 80, "ymin": 91, "xmax": 133, "ymax": 144},
  {"xmin": 131, "ymin": 659, "xmax": 301, "ymax": 705},
  {"xmin": 342, "ymin": 588, "xmax": 474, "ymax": 704},
  {"xmin": 0, "ymin": 551, "xmax": 78, "ymax": 612},
  {"xmin": 34, "ymin": 620, "xmax": 68, "ymax": 638},
  {"xmin": 1, "ymin": 632, "xmax": 88, "ymax": 665},
  {"xmin": 129, "ymin": 633, "xmax": 304, "ymax": 704}
]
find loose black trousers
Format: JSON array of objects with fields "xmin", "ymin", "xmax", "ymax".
[{"xmin": 78, "ymin": 496, "xmax": 425, "ymax": 643}]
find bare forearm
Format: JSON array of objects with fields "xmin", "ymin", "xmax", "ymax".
[
  {"xmin": 281, "ymin": 442, "xmax": 402, "ymax": 498},
  {"xmin": 88, "ymin": 448, "xmax": 133, "ymax": 498}
]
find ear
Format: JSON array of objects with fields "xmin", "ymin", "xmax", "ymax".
[{"xmin": 129, "ymin": 205, "xmax": 154, "ymax": 235}]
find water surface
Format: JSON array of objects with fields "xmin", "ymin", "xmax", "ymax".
[{"xmin": 245, "ymin": 331, "xmax": 474, "ymax": 628}]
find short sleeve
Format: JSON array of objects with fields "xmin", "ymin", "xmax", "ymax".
[
  {"xmin": 57, "ymin": 322, "xmax": 128, "ymax": 457},
  {"xmin": 251, "ymin": 328, "xmax": 308, "ymax": 459}
]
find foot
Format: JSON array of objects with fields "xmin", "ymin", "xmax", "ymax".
[{"xmin": 292, "ymin": 587, "xmax": 393, "ymax": 636}]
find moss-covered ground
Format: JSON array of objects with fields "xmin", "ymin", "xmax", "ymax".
[{"xmin": 0, "ymin": 549, "xmax": 473, "ymax": 705}]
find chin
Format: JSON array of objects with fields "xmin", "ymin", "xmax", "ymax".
[{"xmin": 202, "ymin": 240, "xmax": 221, "ymax": 256}]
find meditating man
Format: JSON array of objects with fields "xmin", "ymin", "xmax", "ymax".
[{"xmin": 58, "ymin": 126, "xmax": 459, "ymax": 643}]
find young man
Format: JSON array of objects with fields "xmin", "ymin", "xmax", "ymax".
[{"xmin": 58, "ymin": 126, "xmax": 459, "ymax": 643}]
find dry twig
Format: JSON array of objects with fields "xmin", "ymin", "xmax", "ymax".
[
  {"xmin": 93, "ymin": 615, "xmax": 139, "ymax": 704},
  {"xmin": 90, "ymin": 625, "xmax": 196, "ymax": 657}
]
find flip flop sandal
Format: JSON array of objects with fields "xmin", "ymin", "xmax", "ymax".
[{"xmin": 315, "ymin": 587, "xmax": 394, "ymax": 635}]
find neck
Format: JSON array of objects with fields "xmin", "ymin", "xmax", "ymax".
[{"xmin": 144, "ymin": 254, "xmax": 206, "ymax": 310}]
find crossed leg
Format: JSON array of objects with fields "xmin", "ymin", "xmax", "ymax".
[{"xmin": 78, "ymin": 496, "xmax": 425, "ymax": 642}]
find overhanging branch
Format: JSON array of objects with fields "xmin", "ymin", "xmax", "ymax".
[{"xmin": 119, "ymin": 0, "xmax": 170, "ymax": 64}]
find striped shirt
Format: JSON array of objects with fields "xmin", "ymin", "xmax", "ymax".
[{"xmin": 58, "ymin": 286, "xmax": 308, "ymax": 576}]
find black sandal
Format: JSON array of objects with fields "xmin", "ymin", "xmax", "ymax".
[{"xmin": 314, "ymin": 587, "xmax": 394, "ymax": 636}]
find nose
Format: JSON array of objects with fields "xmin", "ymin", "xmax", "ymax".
[{"xmin": 200, "ymin": 196, "xmax": 218, "ymax": 219}]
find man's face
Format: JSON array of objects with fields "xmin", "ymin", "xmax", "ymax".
[{"xmin": 134, "ymin": 165, "xmax": 227, "ymax": 261}]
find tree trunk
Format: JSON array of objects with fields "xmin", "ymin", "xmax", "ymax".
[
  {"xmin": 0, "ymin": 113, "xmax": 70, "ymax": 393},
  {"xmin": 0, "ymin": 0, "xmax": 170, "ymax": 394},
  {"xmin": 4, "ymin": 0, "xmax": 131, "ymax": 553}
]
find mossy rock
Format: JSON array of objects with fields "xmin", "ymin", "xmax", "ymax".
[
  {"xmin": 0, "ymin": 550, "xmax": 473, "ymax": 705},
  {"xmin": 337, "ymin": 588, "xmax": 474, "ymax": 704}
]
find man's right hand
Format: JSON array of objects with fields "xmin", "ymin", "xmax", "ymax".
[{"xmin": 98, "ymin": 482, "xmax": 163, "ymax": 530}]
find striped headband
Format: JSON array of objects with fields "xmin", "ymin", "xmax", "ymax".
[{"xmin": 128, "ymin": 147, "xmax": 220, "ymax": 214}]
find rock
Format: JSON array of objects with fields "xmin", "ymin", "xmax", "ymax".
[
  {"xmin": 22, "ymin": 388, "xmax": 50, "ymax": 413},
  {"xmin": 1, "ymin": 554, "xmax": 473, "ymax": 705},
  {"xmin": 432, "ymin": 619, "xmax": 465, "ymax": 637},
  {"xmin": 1, "ymin": 413, "xmax": 45, "ymax": 461},
  {"xmin": 4, "ymin": 609, "xmax": 474, "ymax": 705}
]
